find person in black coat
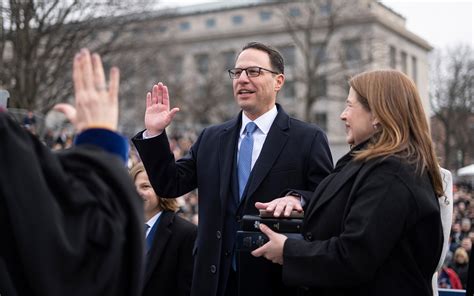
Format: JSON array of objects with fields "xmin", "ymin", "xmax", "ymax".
[
  {"xmin": 0, "ymin": 49, "xmax": 144, "ymax": 296},
  {"xmin": 253, "ymin": 69, "xmax": 445, "ymax": 296},
  {"xmin": 132, "ymin": 42, "xmax": 333, "ymax": 296},
  {"xmin": 130, "ymin": 162, "xmax": 196, "ymax": 296}
]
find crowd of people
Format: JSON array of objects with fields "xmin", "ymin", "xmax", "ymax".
[
  {"xmin": 3, "ymin": 42, "xmax": 473, "ymax": 296},
  {"xmin": 438, "ymin": 183, "xmax": 474, "ymax": 289}
]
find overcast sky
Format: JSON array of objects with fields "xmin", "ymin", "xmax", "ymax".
[
  {"xmin": 380, "ymin": 0, "xmax": 473, "ymax": 49},
  {"xmin": 163, "ymin": 0, "xmax": 473, "ymax": 50}
]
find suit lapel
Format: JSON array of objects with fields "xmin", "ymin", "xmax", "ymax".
[
  {"xmin": 144, "ymin": 211, "xmax": 173, "ymax": 284},
  {"xmin": 218, "ymin": 116, "xmax": 240, "ymax": 207},
  {"xmin": 244, "ymin": 107, "xmax": 289, "ymax": 201}
]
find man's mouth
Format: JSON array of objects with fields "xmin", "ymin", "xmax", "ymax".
[{"xmin": 238, "ymin": 89, "xmax": 255, "ymax": 95}]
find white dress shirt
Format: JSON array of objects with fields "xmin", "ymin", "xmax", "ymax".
[
  {"xmin": 145, "ymin": 211, "xmax": 162, "ymax": 237},
  {"xmin": 238, "ymin": 105, "xmax": 278, "ymax": 169}
]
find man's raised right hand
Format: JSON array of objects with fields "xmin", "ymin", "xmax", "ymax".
[{"xmin": 144, "ymin": 82, "xmax": 180, "ymax": 137}]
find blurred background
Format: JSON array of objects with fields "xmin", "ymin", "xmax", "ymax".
[{"xmin": 1, "ymin": 0, "xmax": 473, "ymax": 289}]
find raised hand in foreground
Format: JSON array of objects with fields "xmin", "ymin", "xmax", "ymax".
[{"xmin": 54, "ymin": 48, "xmax": 120, "ymax": 132}]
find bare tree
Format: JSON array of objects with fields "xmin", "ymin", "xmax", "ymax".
[
  {"xmin": 430, "ymin": 44, "xmax": 474, "ymax": 170},
  {"xmin": 277, "ymin": 0, "xmax": 373, "ymax": 122},
  {"xmin": 0, "ymin": 0, "xmax": 154, "ymax": 113}
]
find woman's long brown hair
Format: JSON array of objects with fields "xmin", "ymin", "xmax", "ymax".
[{"xmin": 349, "ymin": 69, "xmax": 443, "ymax": 197}]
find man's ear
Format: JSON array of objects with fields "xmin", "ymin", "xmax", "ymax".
[{"xmin": 274, "ymin": 74, "xmax": 285, "ymax": 92}]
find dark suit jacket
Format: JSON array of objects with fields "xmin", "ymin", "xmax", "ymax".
[
  {"xmin": 283, "ymin": 152, "xmax": 443, "ymax": 296},
  {"xmin": 0, "ymin": 112, "xmax": 144, "ymax": 296},
  {"xmin": 132, "ymin": 105, "xmax": 333, "ymax": 296},
  {"xmin": 142, "ymin": 211, "xmax": 197, "ymax": 296}
]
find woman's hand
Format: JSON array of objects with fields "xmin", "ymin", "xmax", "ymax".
[{"xmin": 251, "ymin": 224, "xmax": 287, "ymax": 265}]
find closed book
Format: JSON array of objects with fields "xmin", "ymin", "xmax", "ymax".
[
  {"xmin": 235, "ymin": 231, "xmax": 303, "ymax": 251},
  {"xmin": 240, "ymin": 215, "xmax": 303, "ymax": 233}
]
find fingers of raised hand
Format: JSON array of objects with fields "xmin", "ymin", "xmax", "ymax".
[
  {"xmin": 92, "ymin": 53, "xmax": 107, "ymax": 93},
  {"xmin": 151, "ymin": 82, "xmax": 163, "ymax": 104},
  {"xmin": 80, "ymin": 48, "xmax": 95, "ymax": 90},
  {"xmin": 73, "ymin": 53, "xmax": 84, "ymax": 94},
  {"xmin": 146, "ymin": 92, "xmax": 152, "ymax": 108}
]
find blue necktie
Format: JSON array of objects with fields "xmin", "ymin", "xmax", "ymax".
[{"xmin": 238, "ymin": 122, "xmax": 257, "ymax": 199}]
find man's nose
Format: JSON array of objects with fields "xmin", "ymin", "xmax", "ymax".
[{"xmin": 237, "ymin": 70, "xmax": 250, "ymax": 82}]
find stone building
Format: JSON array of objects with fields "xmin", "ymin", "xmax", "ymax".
[{"xmin": 118, "ymin": 0, "xmax": 431, "ymax": 161}]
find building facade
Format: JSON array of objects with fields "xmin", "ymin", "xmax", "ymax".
[{"xmin": 118, "ymin": 0, "xmax": 432, "ymax": 161}]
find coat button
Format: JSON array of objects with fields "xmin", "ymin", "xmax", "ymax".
[
  {"xmin": 216, "ymin": 231, "xmax": 222, "ymax": 239},
  {"xmin": 210, "ymin": 265, "xmax": 217, "ymax": 274},
  {"xmin": 305, "ymin": 232, "xmax": 313, "ymax": 241}
]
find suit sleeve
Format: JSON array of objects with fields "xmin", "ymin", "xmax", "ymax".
[
  {"xmin": 132, "ymin": 129, "xmax": 203, "ymax": 198},
  {"xmin": 282, "ymin": 166, "xmax": 413, "ymax": 287},
  {"xmin": 0, "ymin": 113, "xmax": 144, "ymax": 296},
  {"xmin": 299, "ymin": 128, "xmax": 333, "ymax": 204}
]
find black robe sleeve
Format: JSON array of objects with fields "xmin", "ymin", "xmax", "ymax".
[{"xmin": 0, "ymin": 112, "xmax": 144, "ymax": 296}]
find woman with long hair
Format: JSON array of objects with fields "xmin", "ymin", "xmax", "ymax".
[{"xmin": 253, "ymin": 69, "xmax": 444, "ymax": 296}]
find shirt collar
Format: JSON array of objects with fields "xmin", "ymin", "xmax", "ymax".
[
  {"xmin": 240, "ymin": 105, "xmax": 278, "ymax": 136},
  {"xmin": 146, "ymin": 210, "xmax": 162, "ymax": 228}
]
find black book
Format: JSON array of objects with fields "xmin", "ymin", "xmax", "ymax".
[
  {"xmin": 236, "ymin": 231, "xmax": 303, "ymax": 251},
  {"xmin": 240, "ymin": 215, "xmax": 304, "ymax": 233}
]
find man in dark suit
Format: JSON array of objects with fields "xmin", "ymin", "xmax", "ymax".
[
  {"xmin": 130, "ymin": 163, "xmax": 196, "ymax": 296},
  {"xmin": 132, "ymin": 42, "xmax": 333, "ymax": 296}
]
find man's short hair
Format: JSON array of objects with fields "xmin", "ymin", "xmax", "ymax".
[{"xmin": 241, "ymin": 42, "xmax": 284, "ymax": 74}]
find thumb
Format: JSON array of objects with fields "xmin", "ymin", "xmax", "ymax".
[
  {"xmin": 54, "ymin": 103, "xmax": 77, "ymax": 124},
  {"xmin": 259, "ymin": 223, "xmax": 276, "ymax": 239}
]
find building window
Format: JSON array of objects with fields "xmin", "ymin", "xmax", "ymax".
[
  {"xmin": 312, "ymin": 43, "xmax": 327, "ymax": 63},
  {"xmin": 282, "ymin": 80, "xmax": 295, "ymax": 98},
  {"xmin": 412, "ymin": 56, "xmax": 418, "ymax": 85},
  {"xmin": 314, "ymin": 112, "xmax": 328, "ymax": 132},
  {"xmin": 179, "ymin": 21, "xmax": 191, "ymax": 31},
  {"xmin": 206, "ymin": 18, "xmax": 216, "ymax": 28},
  {"xmin": 260, "ymin": 10, "xmax": 272, "ymax": 21},
  {"xmin": 232, "ymin": 15, "xmax": 243, "ymax": 25},
  {"xmin": 311, "ymin": 76, "xmax": 327, "ymax": 98},
  {"xmin": 320, "ymin": 0, "xmax": 332, "ymax": 16},
  {"xmin": 343, "ymin": 39, "xmax": 361, "ymax": 61},
  {"xmin": 221, "ymin": 51, "xmax": 236, "ymax": 71},
  {"xmin": 158, "ymin": 25, "xmax": 167, "ymax": 33},
  {"xmin": 195, "ymin": 54, "xmax": 209, "ymax": 74},
  {"xmin": 401, "ymin": 51, "xmax": 407, "ymax": 73},
  {"xmin": 278, "ymin": 45, "xmax": 296, "ymax": 67},
  {"xmin": 171, "ymin": 56, "xmax": 183, "ymax": 77},
  {"xmin": 389, "ymin": 46, "xmax": 396, "ymax": 68},
  {"xmin": 289, "ymin": 7, "xmax": 301, "ymax": 17}
]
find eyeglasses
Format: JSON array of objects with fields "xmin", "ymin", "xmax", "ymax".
[{"xmin": 228, "ymin": 66, "xmax": 280, "ymax": 79}]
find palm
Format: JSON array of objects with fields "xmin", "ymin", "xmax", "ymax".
[
  {"xmin": 145, "ymin": 103, "xmax": 172, "ymax": 132},
  {"xmin": 144, "ymin": 82, "xmax": 179, "ymax": 136}
]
